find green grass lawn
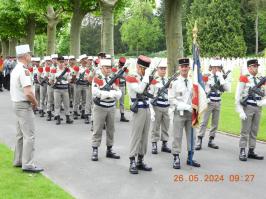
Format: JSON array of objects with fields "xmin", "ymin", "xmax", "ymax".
[
  {"xmin": 0, "ymin": 143, "xmax": 74, "ymax": 199},
  {"xmin": 122, "ymin": 68, "xmax": 266, "ymax": 141}
]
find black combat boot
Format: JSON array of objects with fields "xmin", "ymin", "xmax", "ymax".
[
  {"xmin": 161, "ymin": 141, "xmax": 171, "ymax": 153},
  {"xmin": 208, "ymin": 136, "xmax": 219, "ymax": 149},
  {"xmin": 81, "ymin": 110, "xmax": 85, "ymax": 119},
  {"xmin": 56, "ymin": 115, "xmax": 61, "ymax": 125},
  {"xmin": 129, "ymin": 157, "xmax": 138, "ymax": 174},
  {"xmin": 69, "ymin": 101, "xmax": 73, "ymax": 108},
  {"xmin": 40, "ymin": 110, "xmax": 45, "ymax": 117},
  {"xmin": 120, "ymin": 113, "xmax": 129, "ymax": 122},
  {"xmin": 248, "ymin": 148, "xmax": 264, "ymax": 160},
  {"xmin": 46, "ymin": 111, "xmax": 52, "ymax": 121},
  {"xmin": 106, "ymin": 146, "xmax": 120, "ymax": 159},
  {"xmin": 136, "ymin": 155, "xmax": 152, "ymax": 171},
  {"xmin": 66, "ymin": 115, "xmax": 73, "ymax": 124},
  {"xmin": 173, "ymin": 154, "xmax": 181, "ymax": 169},
  {"xmin": 84, "ymin": 115, "xmax": 91, "ymax": 124},
  {"xmin": 91, "ymin": 147, "xmax": 98, "ymax": 161},
  {"xmin": 151, "ymin": 142, "xmax": 158, "ymax": 154},
  {"xmin": 187, "ymin": 151, "xmax": 201, "ymax": 167},
  {"xmin": 195, "ymin": 136, "xmax": 203, "ymax": 150},
  {"xmin": 73, "ymin": 111, "xmax": 79, "ymax": 120},
  {"xmin": 239, "ymin": 148, "xmax": 247, "ymax": 161}
]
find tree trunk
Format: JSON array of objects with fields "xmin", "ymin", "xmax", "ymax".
[
  {"xmin": 1, "ymin": 38, "xmax": 9, "ymax": 58},
  {"xmin": 46, "ymin": 5, "xmax": 60, "ymax": 55},
  {"xmin": 25, "ymin": 16, "xmax": 36, "ymax": 54},
  {"xmin": 100, "ymin": 0, "xmax": 118, "ymax": 56},
  {"xmin": 165, "ymin": 0, "xmax": 183, "ymax": 76},
  {"xmin": 255, "ymin": 2, "xmax": 259, "ymax": 55},
  {"xmin": 9, "ymin": 38, "xmax": 17, "ymax": 56},
  {"xmin": 70, "ymin": 4, "xmax": 86, "ymax": 58}
]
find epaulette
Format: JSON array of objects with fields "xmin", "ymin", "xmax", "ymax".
[
  {"xmin": 51, "ymin": 68, "xmax": 57, "ymax": 73},
  {"xmin": 28, "ymin": 67, "xmax": 33, "ymax": 73},
  {"xmin": 45, "ymin": 66, "xmax": 50, "ymax": 73},
  {"xmin": 125, "ymin": 75, "xmax": 138, "ymax": 83},
  {"xmin": 151, "ymin": 79, "xmax": 158, "ymax": 85},
  {"xmin": 38, "ymin": 67, "xmax": 43, "ymax": 73},
  {"xmin": 111, "ymin": 67, "xmax": 118, "ymax": 73},
  {"xmin": 202, "ymin": 74, "xmax": 209, "ymax": 82},
  {"xmin": 94, "ymin": 75, "xmax": 104, "ymax": 86},
  {"xmin": 239, "ymin": 75, "xmax": 249, "ymax": 83},
  {"xmin": 73, "ymin": 66, "xmax": 79, "ymax": 72}
]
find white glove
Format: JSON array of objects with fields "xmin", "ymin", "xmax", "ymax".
[
  {"xmin": 216, "ymin": 71, "xmax": 225, "ymax": 85},
  {"xmin": 109, "ymin": 90, "xmax": 116, "ymax": 98},
  {"xmin": 184, "ymin": 104, "xmax": 192, "ymax": 112},
  {"xmin": 239, "ymin": 109, "xmax": 247, "ymax": 120},
  {"xmin": 257, "ymin": 99, "xmax": 266, "ymax": 107}
]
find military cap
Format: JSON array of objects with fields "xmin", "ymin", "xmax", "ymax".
[
  {"xmin": 210, "ymin": 59, "xmax": 222, "ymax": 67},
  {"xmin": 119, "ymin": 57, "xmax": 126, "ymax": 66},
  {"xmin": 137, "ymin": 55, "xmax": 151, "ymax": 68},
  {"xmin": 97, "ymin": 52, "xmax": 106, "ymax": 58},
  {"xmin": 178, "ymin": 58, "xmax": 190, "ymax": 66},
  {"xmin": 247, "ymin": 59, "xmax": 259, "ymax": 67},
  {"xmin": 57, "ymin": 56, "xmax": 64, "ymax": 61}
]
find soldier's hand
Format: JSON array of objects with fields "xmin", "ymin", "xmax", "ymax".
[{"xmin": 239, "ymin": 111, "xmax": 247, "ymax": 120}]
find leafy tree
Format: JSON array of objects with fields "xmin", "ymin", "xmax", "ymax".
[
  {"xmin": 120, "ymin": 0, "xmax": 163, "ymax": 54},
  {"xmin": 187, "ymin": 0, "xmax": 246, "ymax": 57}
]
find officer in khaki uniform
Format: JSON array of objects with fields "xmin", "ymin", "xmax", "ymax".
[
  {"xmin": 149, "ymin": 59, "xmax": 171, "ymax": 154},
  {"xmin": 91, "ymin": 59, "xmax": 122, "ymax": 161},
  {"xmin": 10, "ymin": 44, "xmax": 43, "ymax": 173},
  {"xmin": 50, "ymin": 56, "xmax": 73, "ymax": 125},
  {"xmin": 235, "ymin": 59, "xmax": 265, "ymax": 161},
  {"xmin": 126, "ymin": 55, "xmax": 154, "ymax": 174},
  {"xmin": 168, "ymin": 58, "xmax": 200, "ymax": 169},
  {"xmin": 195, "ymin": 59, "xmax": 230, "ymax": 150}
]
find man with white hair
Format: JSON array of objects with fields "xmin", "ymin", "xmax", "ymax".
[
  {"xmin": 10, "ymin": 44, "xmax": 43, "ymax": 173},
  {"xmin": 91, "ymin": 59, "xmax": 122, "ymax": 161},
  {"xmin": 195, "ymin": 59, "xmax": 230, "ymax": 150}
]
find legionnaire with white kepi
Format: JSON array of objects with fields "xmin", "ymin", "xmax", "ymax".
[
  {"xmin": 73, "ymin": 54, "xmax": 90, "ymax": 121},
  {"xmin": 90, "ymin": 59, "xmax": 122, "ymax": 161},
  {"xmin": 235, "ymin": 59, "xmax": 266, "ymax": 161},
  {"xmin": 149, "ymin": 59, "xmax": 171, "ymax": 154},
  {"xmin": 126, "ymin": 55, "xmax": 155, "ymax": 174},
  {"xmin": 168, "ymin": 58, "xmax": 200, "ymax": 169},
  {"xmin": 117, "ymin": 57, "xmax": 129, "ymax": 122},
  {"xmin": 50, "ymin": 56, "xmax": 73, "ymax": 125},
  {"xmin": 10, "ymin": 44, "xmax": 43, "ymax": 173},
  {"xmin": 195, "ymin": 59, "xmax": 230, "ymax": 150}
]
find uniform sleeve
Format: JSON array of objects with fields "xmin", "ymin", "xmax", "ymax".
[
  {"xmin": 92, "ymin": 79, "xmax": 114, "ymax": 100},
  {"xmin": 20, "ymin": 69, "xmax": 32, "ymax": 88},
  {"xmin": 168, "ymin": 81, "xmax": 178, "ymax": 106},
  {"xmin": 235, "ymin": 81, "xmax": 245, "ymax": 113},
  {"xmin": 127, "ymin": 80, "xmax": 147, "ymax": 94}
]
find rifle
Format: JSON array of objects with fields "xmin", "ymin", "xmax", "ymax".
[
  {"xmin": 240, "ymin": 76, "xmax": 266, "ymax": 106},
  {"xmin": 130, "ymin": 67, "xmax": 157, "ymax": 113},
  {"xmin": 151, "ymin": 71, "xmax": 180, "ymax": 106},
  {"xmin": 93, "ymin": 64, "xmax": 129, "ymax": 105},
  {"xmin": 75, "ymin": 70, "xmax": 86, "ymax": 84},
  {"xmin": 207, "ymin": 70, "xmax": 231, "ymax": 97},
  {"xmin": 52, "ymin": 67, "xmax": 69, "ymax": 87},
  {"xmin": 40, "ymin": 76, "xmax": 48, "ymax": 86}
]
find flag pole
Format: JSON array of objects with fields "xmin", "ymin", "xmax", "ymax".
[{"xmin": 190, "ymin": 21, "xmax": 198, "ymax": 166}]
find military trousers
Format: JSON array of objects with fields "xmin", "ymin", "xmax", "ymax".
[
  {"xmin": 34, "ymin": 84, "xmax": 40, "ymax": 107},
  {"xmin": 197, "ymin": 101, "xmax": 221, "ymax": 138},
  {"xmin": 54, "ymin": 88, "xmax": 70, "ymax": 116},
  {"xmin": 129, "ymin": 108, "xmax": 151, "ymax": 157},
  {"xmin": 239, "ymin": 105, "xmax": 261, "ymax": 148},
  {"xmin": 13, "ymin": 101, "xmax": 36, "ymax": 169},
  {"xmin": 91, "ymin": 105, "xmax": 115, "ymax": 147},
  {"xmin": 73, "ymin": 84, "xmax": 87, "ymax": 112},
  {"xmin": 85, "ymin": 85, "xmax": 92, "ymax": 115},
  {"xmin": 39, "ymin": 84, "xmax": 47, "ymax": 111},
  {"xmin": 46, "ymin": 85, "xmax": 54, "ymax": 112},
  {"xmin": 151, "ymin": 106, "xmax": 170, "ymax": 142},
  {"xmin": 172, "ymin": 110, "xmax": 194, "ymax": 154},
  {"xmin": 119, "ymin": 85, "xmax": 126, "ymax": 114}
]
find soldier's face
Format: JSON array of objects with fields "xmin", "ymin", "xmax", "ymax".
[
  {"xmin": 137, "ymin": 65, "xmax": 145, "ymax": 76},
  {"xmin": 248, "ymin": 65, "xmax": 259, "ymax": 75},
  {"xmin": 179, "ymin": 65, "xmax": 190, "ymax": 77},
  {"xmin": 157, "ymin": 67, "xmax": 166, "ymax": 77},
  {"xmin": 102, "ymin": 66, "xmax": 112, "ymax": 76},
  {"xmin": 211, "ymin": 66, "xmax": 220, "ymax": 74}
]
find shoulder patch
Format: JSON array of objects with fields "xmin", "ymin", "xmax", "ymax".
[
  {"xmin": 94, "ymin": 76, "xmax": 104, "ymax": 86},
  {"xmin": 239, "ymin": 75, "xmax": 249, "ymax": 83},
  {"xmin": 202, "ymin": 75, "xmax": 208, "ymax": 82},
  {"xmin": 125, "ymin": 76, "xmax": 138, "ymax": 83}
]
